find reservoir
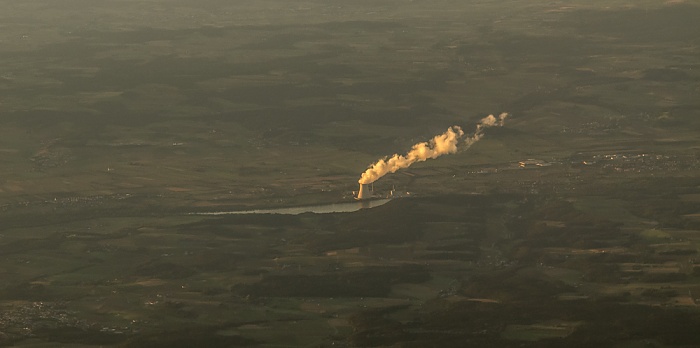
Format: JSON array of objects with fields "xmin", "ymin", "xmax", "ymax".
[{"xmin": 195, "ymin": 198, "xmax": 392, "ymax": 215}]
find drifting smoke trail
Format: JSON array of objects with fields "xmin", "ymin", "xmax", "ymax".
[{"xmin": 358, "ymin": 113, "xmax": 508, "ymax": 185}]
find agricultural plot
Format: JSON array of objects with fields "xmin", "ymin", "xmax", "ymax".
[{"xmin": 1, "ymin": 0, "xmax": 699, "ymax": 346}]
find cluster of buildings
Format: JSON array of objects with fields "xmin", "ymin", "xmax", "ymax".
[{"xmin": 573, "ymin": 153, "xmax": 698, "ymax": 173}]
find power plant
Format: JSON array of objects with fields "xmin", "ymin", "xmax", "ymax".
[
  {"xmin": 357, "ymin": 113, "xmax": 508, "ymax": 189},
  {"xmin": 355, "ymin": 183, "xmax": 372, "ymax": 200},
  {"xmin": 354, "ymin": 113, "xmax": 507, "ymax": 201}
]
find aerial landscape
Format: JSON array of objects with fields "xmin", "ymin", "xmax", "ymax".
[{"xmin": 1, "ymin": 0, "xmax": 699, "ymax": 346}]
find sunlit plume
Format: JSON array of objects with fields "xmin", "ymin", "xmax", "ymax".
[{"xmin": 358, "ymin": 113, "xmax": 508, "ymax": 185}]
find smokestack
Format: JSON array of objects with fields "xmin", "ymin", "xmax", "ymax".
[{"xmin": 357, "ymin": 183, "xmax": 369, "ymax": 200}]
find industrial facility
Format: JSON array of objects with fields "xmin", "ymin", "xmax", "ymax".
[{"xmin": 355, "ymin": 183, "xmax": 373, "ymax": 200}]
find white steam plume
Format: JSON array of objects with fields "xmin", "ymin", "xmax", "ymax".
[{"xmin": 358, "ymin": 113, "xmax": 508, "ymax": 185}]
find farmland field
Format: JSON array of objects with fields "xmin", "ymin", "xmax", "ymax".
[{"xmin": 1, "ymin": 1, "xmax": 699, "ymax": 346}]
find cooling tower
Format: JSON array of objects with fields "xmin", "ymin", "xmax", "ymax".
[{"xmin": 357, "ymin": 183, "xmax": 369, "ymax": 200}]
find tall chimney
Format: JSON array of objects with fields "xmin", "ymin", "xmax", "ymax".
[{"xmin": 357, "ymin": 183, "xmax": 368, "ymax": 200}]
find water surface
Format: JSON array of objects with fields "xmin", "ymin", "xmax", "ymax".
[{"xmin": 195, "ymin": 198, "xmax": 392, "ymax": 215}]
